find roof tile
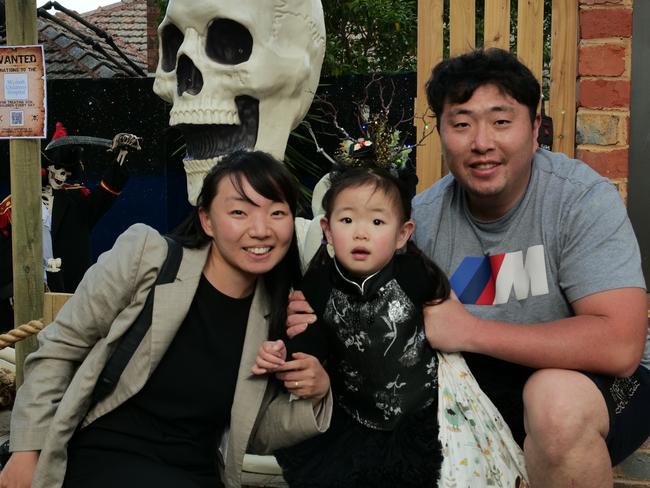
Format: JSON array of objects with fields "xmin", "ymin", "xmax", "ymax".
[{"xmin": 1, "ymin": 0, "xmax": 148, "ymax": 79}]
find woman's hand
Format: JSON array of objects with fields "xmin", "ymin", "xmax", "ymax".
[
  {"xmin": 286, "ymin": 290, "xmax": 317, "ymax": 339},
  {"xmin": 274, "ymin": 352, "xmax": 330, "ymax": 405},
  {"xmin": 251, "ymin": 340, "xmax": 287, "ymax": 375},
  {"xmin": 0, "ymin": 451, "xmax": 39, "ymax": 488}
]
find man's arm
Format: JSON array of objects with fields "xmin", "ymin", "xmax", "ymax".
[
  {"xmin": 286, "ymin": 289, "xmax": 316, "ymax": 338},
  {"xmin": 424, "ymin": 287, "xmax": 647, "ymax": 377},
  {"xmin": 86, "ymin": 133, "xmax": 141, "ymax": 227}
]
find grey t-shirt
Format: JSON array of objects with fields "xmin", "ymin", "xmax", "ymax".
[{"xmin": 412, "ymin": 149, "xmax": 649, "ymax": 370}]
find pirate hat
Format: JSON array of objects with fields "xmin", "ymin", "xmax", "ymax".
[{"xmin": 42, "ymin": 122, "xmax": 84, "ymax": 174}]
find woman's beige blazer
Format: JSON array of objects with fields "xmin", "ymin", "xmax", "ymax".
[{"xmin": 9, "ymin": 224, "xmax": 331, "ymax": 488}]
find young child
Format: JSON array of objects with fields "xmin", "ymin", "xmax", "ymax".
[{"xmin": 253, "ymin": 164, "xmax": 450, "ymax": 487}]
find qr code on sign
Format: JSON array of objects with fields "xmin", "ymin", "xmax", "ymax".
[{"xmin": 10, "ymin": 111, "xmax": 24, "ymax": 126}]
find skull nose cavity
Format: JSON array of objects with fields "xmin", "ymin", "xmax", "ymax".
[
  {"xmin": 206, "ymin": 18, "xmax": 253, "ymax": 65},
  {"xmin": 177, "ymin": 55, "xmax": 204, "ymax": 96}
]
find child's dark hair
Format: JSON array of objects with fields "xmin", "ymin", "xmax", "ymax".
[
  {"xmin": 170, "ymin": 149, "xmax": 302, "ymax": 339},
  {"xmin": 426, "ymin": 48, "xmax": 540, "ymax": 128},
  {"xmin": 311, "ymin": 166, "xmax": 450, "ymax": 302}
]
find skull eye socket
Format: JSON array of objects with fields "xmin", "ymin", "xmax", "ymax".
[
  {"xmin": 161, "ymin": 23, "xmax": 184, "ymax": 72},
  {"xmin": 206, "ymin": 19, "xmax": 253, "ymax": 65}
]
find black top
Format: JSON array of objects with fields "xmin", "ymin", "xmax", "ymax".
[
  {"xmin": 288, "ymin": 253, "xmax": 439, "ymax": 431},
  {"xmin": 70, "ymin": 275, "xmax": 253, "ymax": 476}
]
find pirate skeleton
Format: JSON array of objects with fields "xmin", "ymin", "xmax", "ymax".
[{"xmin": 0, "ymin": 123, "xmax": 141, "ymax": 330}]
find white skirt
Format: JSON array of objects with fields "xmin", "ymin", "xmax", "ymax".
[{"xmin": 437, "ymin": 352, "xmax": 530, "ymax": 488}]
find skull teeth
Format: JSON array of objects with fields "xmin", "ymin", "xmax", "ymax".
[
  {"xmin": 177, "ymin": 96, "xmax": 259, "ymax": 161},
  {"xmin": 170, "ymin": 109, "xmax": 240, "ymax": 126}
]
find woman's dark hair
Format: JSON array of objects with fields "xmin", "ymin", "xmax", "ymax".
[
  {"xmin": 426, "ymin": 48, "xmax": 540, "ymax": 127},
  {"xmin": 311, "ymin": 166, "xmax": 450, "ymax": 302},
  {"xmin": 170, "ymin": 149, "xmax": 302, "ymax": 338}
]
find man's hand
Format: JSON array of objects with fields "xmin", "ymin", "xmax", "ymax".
[
  {"xmin": 251, "ymin": 340, "xmax": 287, "ymax": 375},
  {"xmin": 286, "ymin": 290, "xmax": 317, "ymax": 339},
  {"xmin": 0, "ymin": 451, "xmax": 39, "ymax": 488},
  {"xmin": 275, "ymin": 353, "xmax": 329, "ymax": 405},
  {"xmin": 424, "ymin": 292, "xmax": 480, "ymax": 352}
]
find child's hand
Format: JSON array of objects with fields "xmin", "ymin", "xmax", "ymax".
[{"xmin": 251, "ymin": 340, "xmax": 287, "ymax": 375}]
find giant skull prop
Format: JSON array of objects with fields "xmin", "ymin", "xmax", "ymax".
[{"xmin": 154, "ymin": 0, "xmax": 326, "ymax": 204}]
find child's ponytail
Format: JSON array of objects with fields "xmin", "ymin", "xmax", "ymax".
[
  {"xmin": 404, "ymin": 240, "xmax": 451, "ymax": 304},
  {"xmin": 304, "ymin": 238, "xmax": 332, "ymax": 276}
]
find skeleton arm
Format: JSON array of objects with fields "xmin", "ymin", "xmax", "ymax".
[
  {"xmin": 109, "ymin": 133, "xmax": 142, "ymax": 166},
  {"xmin": 85, "ymin": 134, "xmax": 141, "ymax": 226}
]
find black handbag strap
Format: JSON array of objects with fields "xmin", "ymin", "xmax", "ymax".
[{"xmin": 91, "ymin": 235, "xmax": 183, "ymax": 404}]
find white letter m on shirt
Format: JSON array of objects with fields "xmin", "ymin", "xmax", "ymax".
[{"xmin": 493, "ymin": 245, "xmax": 549, "ymax": 304}]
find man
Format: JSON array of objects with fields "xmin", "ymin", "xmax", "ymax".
[
  {"xmin": 288, "ymin": 48, "xmax": 650, "ymax": 487},
  {"xmin": 411, "ymin": 48, "xmax": 649, "ymax": 487}
]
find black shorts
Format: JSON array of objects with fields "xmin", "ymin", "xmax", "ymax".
[
  {"xmin": 467, "ymin": 352, "xmax": 650, "ymax": 467},
  {"xmin": 585, "ymin": 364, "xmax": 650, "ymax": 465}
]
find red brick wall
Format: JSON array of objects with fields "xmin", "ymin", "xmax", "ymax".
[
  {"xmin": 577, "ymin": 6, "xmax": 650, "ymax": 485},
  {"xmin": 576, "ymin": 0, "xmax": 632, "ymax": 200},
  {"xmin": 146, "ymin": 0, "xmax": 161, "ymax": 74}
]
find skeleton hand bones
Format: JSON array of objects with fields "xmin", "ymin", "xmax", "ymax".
[{"xmin": 110, "ymin": 133, "xmax": 142, "ymax": 166}]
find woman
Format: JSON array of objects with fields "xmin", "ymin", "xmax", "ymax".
[{"xmin": 0, "ymin": 150, "xmax": 332, "ymax": 488}]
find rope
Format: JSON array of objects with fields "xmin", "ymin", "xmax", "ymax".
[{"xmin": 0, "ymin": 320, "xmax": 45, "ymax": 350}]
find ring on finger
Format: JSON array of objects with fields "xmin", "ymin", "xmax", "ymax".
[{"xmin": 294, "ymin": 381, "xmax": 300, "ymax": 388}]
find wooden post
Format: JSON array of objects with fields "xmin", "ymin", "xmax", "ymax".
[
  {"xmin": 450, "ymin": 0, "xmax": 476, "ymax": 57},
  {"xmin": 415, "ymin": 0, "xmax": 444, "ymax": 193},
  {"xmin": 484, "ymin": 0, "xmax": 511, "ymax": 49},
  {"xmin": 517, "ymin": 0, "xmax": 545, "ymax": 83},
  {"xmin": 550, "ymin": 0, "xmax": 578, "ymax": 158},
  {"xmin": 5, "ymin": 0, "xmax": 42, "ymax": 386}
]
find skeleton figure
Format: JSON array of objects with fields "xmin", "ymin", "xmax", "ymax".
[
  {"xmin": 153, "ymin": 0, "xmax": 326, "ymax": 204},
  {"xmin": 46, "ymin": 165, "xmax": 71, "ymax": 191}
]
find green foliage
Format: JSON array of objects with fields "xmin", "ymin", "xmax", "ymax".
[
  {"xmin": 322, "ymin": 0, "xmax": 417, "ymax": 76},
  {"xmin": 152, "ymin": 0, "xmax": 168, "ymax": 23},
  {"xmin": 148, "ymin": 0, "xmax": 418, "ymax": 75},
  {"xmin": 149, "ymin": 0, "xmax": 552, "ymax": 84}
]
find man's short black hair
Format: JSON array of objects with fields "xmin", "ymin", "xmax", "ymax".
[{"xmin": 425, "ymin": 48, "xmax": 540, "ymax": 126}]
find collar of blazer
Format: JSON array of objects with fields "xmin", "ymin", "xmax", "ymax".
[{"xmin": 149, "ymin": 243, "xmax": 272, "ymax": 368}]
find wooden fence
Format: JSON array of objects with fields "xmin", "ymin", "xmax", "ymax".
[{"xmin": 415, "ymin": 0, "xmax": 578, "ymax": 192}]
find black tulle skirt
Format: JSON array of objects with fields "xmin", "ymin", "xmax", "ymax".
[{"xmin": 275, "ymin": 401, "xmax": 442, "ymax": 488}]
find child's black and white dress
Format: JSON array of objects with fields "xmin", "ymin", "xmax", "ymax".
[{"xmin": 275, "ymin": 253, "xmax": 443, "ymax": 487}]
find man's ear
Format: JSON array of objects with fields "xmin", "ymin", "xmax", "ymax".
[
  {"xmin": 397, "ymin": 220, "xmax": 415, "ymax": 249},
  {"xmin": 532, "ymin": 113, "xmax": 542, "ymax": 152},
  {"xmin": 198, "ymin": 208, "xmax": 213, "ymax": 238},
  {"xmin": 320, "ymin": 216, "xmax": 332, "ymax": 244}
]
